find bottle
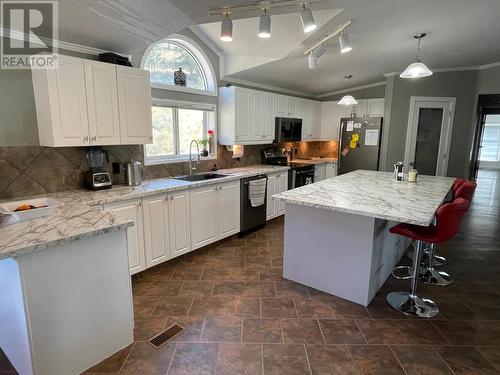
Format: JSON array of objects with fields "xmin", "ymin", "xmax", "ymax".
[{"xmin": 211, "ymin": 164, "xmax": 218, "ymax": 171}]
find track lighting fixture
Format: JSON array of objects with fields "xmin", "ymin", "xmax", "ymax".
[
  {"xmin": 339, "ymin": 30, "xmax": 352, "ymax": 53},
  {"xmin": 300, "ymin": 4, "xmax": 317, "ymax": 33},
  {"xmin": 338, "ymin": 75, "xmax": 358, "ymax": 106},
  {"xmin": 220, "ymin": 13, "xmax": 233, "ymax": 42},
  {"xmin": 258, "ymin": 9, "xmax": 271, "ymax": 38},
  {"xmin": 400, "ymin": 33, "xmax": 433, "ymax": 79},
  {"xmin": 307, "ymin": 42, "xmax": 327, "ymax": 69}
]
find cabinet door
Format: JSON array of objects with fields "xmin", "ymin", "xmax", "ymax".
[
  {"xmin": 325, "ymin": 163, "xmax": 337, "ymax": 179},
  {"xmin": 169, "ymin": 190, "xmax": 191, "ymax": 257},
  {"xmin": 263, "ymin": 93, "xmax": 276, "ymax": 142},
  {"xmin": 276, "ymin": 172, "xmax": 288, "ymax": 215},
  {"xmin": 321, "ymin": 102, "xmax": 342, "ymax": 140},
  {"xmin": 311, "ymin": 101, "xmax": 322, "ymax": 139},
  {"xmin": 289, "ymin": 97, "xmax": 301, "ymax": 117},
  {"xmin": 314, "ymin": 164, "xmax": 326, "ymax": 182},
  {"xmin": 218, "ymin": 181, "xmax": 241, "ymax": 238},
  {"xmin": 143, "ymin": 195, "xmax": 170, "ymax": 268},
  {"xmin": 301, "ymin": 100, "xmax": 313, "ymax": 140},
  {"xmin": 34, "ymin": 55, "xmax": 90, "ymax": 146},
  {"xmin": 350, "ymin": 99, "xmax": 367, "ymax": 117},
  {"xmin": 250, "ymin": 91, "xmax": 265, "ymax": 142},
  {"xmin": 190, "ymin": 185, "xmax": 218, "ymax": 249},
  {"xmin": 84, "ymin": 60, "xmax": 121, "ymax": 145},
  {"xmin": 276, "ymin": 95, "xmax": 289, "ymax": 116},
  {"xmin": 105, "ymin": 199, "xmax": 145, "ymax": 275},
  {"xmin": 366, "ymin": 98, "xmax": 385, "ymax": 117},
  {"xmin": 266, "ymin": 174, "xmax": 277, "ymax": 220},
  {"xmin": 116, "ymin": 66, "xmax": 153, "ymax": 144},
  {"xmin": 235, "ymin": 89, "xmax": 252, "ymax": 142}
]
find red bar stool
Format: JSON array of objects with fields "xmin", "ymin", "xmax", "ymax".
[
  {"xmin": 420, "ymin": 180, "xmax": 477, "ymax": 285},
  {"xmin": 387, "ymin": 198, "xmax": 469, "ymax": 318}
]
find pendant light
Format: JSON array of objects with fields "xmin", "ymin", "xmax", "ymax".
[
  {"xmin": 300, "ymin": 4, "xmax": 317, "ymax": 33},
  {"xmin": 400, "ymin": 33, "xmax": 433, "ymax": 79},
  {"xmin": 339, "ymin": 30, "xmax": 352, "ymax": 53},
  {"xmin": 258, "ymin": 9, "xmax": 271, "ymax": 38},
  {"xmin": 338, "ymin": 75, "xmax": 358, "ymax": 106},
  {"xmin": 220, "ymin": 13, "xmax": 233, "ymax": 42}
]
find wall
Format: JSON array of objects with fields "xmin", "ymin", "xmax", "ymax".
[
  {"xmin": 382, "ymin": 70, "xmax": 479, "ymax": 177},
  {"xmin": 318, "ymin": 83, "xmax": 386, "ymax": 102},
  {"xmin": 477, "ymin": 64, "xmax": 500, "ymax": 94}
]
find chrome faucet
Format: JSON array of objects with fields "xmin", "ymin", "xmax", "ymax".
[{"xmin": 189, "ymin": 140, "xmax": 200, "ymax": 175}]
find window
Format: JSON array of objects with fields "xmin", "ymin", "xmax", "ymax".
[
  {"xmin": 145, "ymin": 100, "xmax": 216, "ymax": 165},
  {"xmin": 479, "ymin": 114, "xmax": 500, "ymax": 162},
  {"xmin": 141, "ymin": 35, "xmax": 216, "ymax": 95}
]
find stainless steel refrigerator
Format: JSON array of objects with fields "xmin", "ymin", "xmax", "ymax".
[{"xmin": 338, "ymin": 117, "xmax": 383, "ymax": 175}]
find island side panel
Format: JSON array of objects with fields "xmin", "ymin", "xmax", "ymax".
[
  {"xmin": 17, "ymin": 230, "xmax": 134, "ymax": 375},
  {"xmin": 0, "ymin": 258, "xmax": 34, "ymax": 375},
  {"xmin": 283, "ymin": 203, "xmax": 376, "ymax": 306}
]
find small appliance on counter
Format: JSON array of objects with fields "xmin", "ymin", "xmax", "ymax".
[
  {"xmin": 262, "ymin": 148, "xmax": 315, "ymax": 189},
  {"xmin": 124, "ymin": 159, "xmax": 142, "ymax": 186},
  {"xmin": 85, "ymin": 147, "xmax": 112, "ymax": 191}
]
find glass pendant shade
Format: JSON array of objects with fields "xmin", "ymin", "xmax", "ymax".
[
  {"xmin": 400, "ymin": 61, "xmax": 433, "ymax": 78},
  {"xmin": 300, "ymin": 8, "xmax": 317, "ymax": 33},
  {"xmin": 221, "ymin": 17, "xmax": 233, "ymax": 42},
  {"xmin": 338, "ymin": 95, "xmax": 358, "ymax": 106},
  {"xmin": 258, "ymin": 14, "xmax": 271, "ymax": 38}
]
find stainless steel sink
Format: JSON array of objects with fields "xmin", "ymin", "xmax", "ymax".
[{"xmin": 174, "ymin": 173, "xmax": 228, "ymax": 182}]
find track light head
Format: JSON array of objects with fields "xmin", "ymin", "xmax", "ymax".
[
  {"xmin": 308, "ymin": 53, "xmax": 317, "ymax": 69},
  {"xmin": 220, "ymin": 13, "xmax": 233, "ymax": 42},
  {"xmin": 339, "ymin": 31, "xmax": 352, "ymax": 53},
  {"xmin": 258, "ymin": 9, "xmax": 271, "ymax": 38},
  {"xmin": 300, "ymin": 5, "xmax": 317, "ymax": 33}
]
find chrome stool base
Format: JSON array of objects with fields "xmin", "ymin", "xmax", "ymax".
[
  {"xmin": 420, "ymin": 268, "xmax": 453, "ymax": 286},
  {"xmin": 386, "ymin": 292, "xmax": 439, "ymax": 318},
  {"xmin": 433, "ymin": 254, "xmax": 447, "ymax": 266}
]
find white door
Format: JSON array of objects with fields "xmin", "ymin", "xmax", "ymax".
[
  {"xmin": 235, "ymin": 89, "xmax": 252, "ymax": 142},
  {"xmin": 404, "ymin": 97, "xmax": 456, "ymax": 176},
  {"xmin": 116, "ymin": 66, "xmax": 153, "ymax": 144},
  {"xmin": 84, "ymin": 60, "xmax": 121, "ymax": 145},
  {"xmin": 276, "ymin": 172, "xmax": 288, "ymax": 215},
  {"xmin": 366, "ymin": 98, "xmax": 385, "ymax": 117},
  {"xmin": 142, "ymin": 195, "xmax": 170, "ymax": 268},
  {"xmin": 218, "ymin": 181, "xmax": 241, "ymax": 238},
  {"xmin": 325, "ymin": 163, "xmax": 337, "ymax": 178},
  {"xmin": 251, "ymin": 91, "xmax": 265, "ymax": 142},
  {"xmin": 169, "ymin": 190, "xmax": 191, "ymax": 257},
  {"xmin": 105, "ymin": 199, "xmax": 146, "ymax": 275},
  {"xmin": 190, "ymin": 185, "xmax": 218, "ymax": 249},
  {"xmin": 266, "ymin": 173, "xmax": 277, "ymax": 220},
  {"xmin": 35, "ymin": 55, "xmax": 90, "ymax": 146}
]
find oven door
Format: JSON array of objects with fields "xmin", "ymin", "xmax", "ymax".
[{"xmin": 290, "ymin": 169, "xmax": 315, "ymax": 189}]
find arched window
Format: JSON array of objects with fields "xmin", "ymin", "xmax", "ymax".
[{"xmin": 141, "ymin": 35, "xmax": 216, "ymax": 95}]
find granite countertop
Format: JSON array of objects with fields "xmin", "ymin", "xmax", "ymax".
[
  {"xmin": 0, "ymin": 205, "xmax": 133, "ymax": 260},
  {"xmin": 273, "ymin": 170, "xmax": 455, "ymax": 226},
  {"xmin": 293, "ymin": 158, "xmax": 338, "ymax": 165},
  {"xmin": 0, "ymin": 165, "xmax": 289, "ymax": 258}
]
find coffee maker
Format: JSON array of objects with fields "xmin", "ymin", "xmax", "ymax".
[{"xmin": 85, "ymin": 147, "xmax": 112, "ymax": 190}]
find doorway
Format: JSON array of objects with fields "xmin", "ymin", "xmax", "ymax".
[
  {"xmin": 478, "ymin": 114, "xmax": 500, "ymax": 170},
  {"xmin": 404, "ymin": 97, "xmax": 456, "ymax": 176}
]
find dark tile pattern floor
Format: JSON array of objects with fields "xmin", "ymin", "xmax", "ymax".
[{"xmin": 1, "ymin": 171, "xmax": 499, "ymax": 374}]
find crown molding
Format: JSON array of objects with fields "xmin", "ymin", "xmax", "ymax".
[
  {"xmin": 315, "ymin": 81, "xmax": 386, "ymax": 99},
  {"xmin": 0, "ymin": 28, "xmax": 128, "ymax": 58},
  {"xmin": 384, "ymin": 61, "xmax": 500, "ymax": 77},
  {"xmin": 221, "ymin": 77, "xmax": 315, "ymax": 98}
]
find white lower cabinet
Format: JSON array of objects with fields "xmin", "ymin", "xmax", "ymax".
[
  {"xmin": 325, "ymin": 163, "xmax": 337, "ymax": 179},
  {"xmin": 190, "ymin": 185, "xmax": 219, "ymax": 250},
  {"xmin": 105, "ymin": 199, "xmax": 146, "ymax": 275},
  {"xmin": 217, "ymin": 181, "xmax": 241, "ymax": 238},
  {"xmin": 314, "ymin": 163, "xmax": 337, "ymax": 182},
  {"xmin": 267, "ymin": 171, "xmax": 289, "ymax": 220},
  {"xmin": 169, "ymin": 190, "xmax": 191, "ymax": 257},
  {"xmin": 142, "ymin": 195, "xmax": 170, "ymax": 268}
]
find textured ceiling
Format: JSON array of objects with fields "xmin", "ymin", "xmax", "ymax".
[{"xmin": 54, "ymin": 0, "xmax": 500, "ymax": 96}]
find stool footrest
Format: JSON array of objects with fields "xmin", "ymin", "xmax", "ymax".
[{"xmin": 391, "ymin": 265, "xmax": 412, "ymax": 280}]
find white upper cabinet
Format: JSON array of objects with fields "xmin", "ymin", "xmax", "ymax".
[
  {"xmin": 84, "ymin": 60, "xmax": 121, "ymax": 145},
  {"xmin": 32, "ymin": 55, "xmax": 90, "ymax": 146},
  {"xmin": 116, "ymin": 66, "xmax": 153, "ymax": 145},
  {"xmin": 366, "ymin": 98, "xmax": 385, "ymax": 117},
  {"xmin": 263, "ymin": 93, "xmax": 276, "ymax": 141},
  {"xmin": 32, "ymin": 54, "xmax": 152, "ymax": 147}
]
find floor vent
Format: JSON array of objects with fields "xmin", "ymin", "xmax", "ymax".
[{"xmin": 149, "ymin": 324, "xmax": 184, "ymax": 348}]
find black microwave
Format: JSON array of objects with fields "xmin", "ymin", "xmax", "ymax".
[{"xmin": 275, "ymin": 117, "xmax": 302, "ymax": 142}]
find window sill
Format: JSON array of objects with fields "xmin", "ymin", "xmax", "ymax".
[
  {"xmin": 151, "ymin": 83, "xmax": 217, "ymax": 97},
  {"xmin": 145, "ymin": 155, "xmax": 217, "ymax": 166}
]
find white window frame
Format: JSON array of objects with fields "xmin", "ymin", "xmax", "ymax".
[
  {"xmin": 141, "ymin": 34, "xmax": 217, "ymax": 97},
  {"xmin": 145, "ymin": 98, "xmax": 217, "ymax": 166}
]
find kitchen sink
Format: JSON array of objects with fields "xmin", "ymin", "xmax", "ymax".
[{"xmin": 174, "ymin": 173, "xmax": 228, "ymax": 182}]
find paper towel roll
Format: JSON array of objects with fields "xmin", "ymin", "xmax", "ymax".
[{"xmin": 227, "ymin": 145, "xmax": 244, "ymax": 158}]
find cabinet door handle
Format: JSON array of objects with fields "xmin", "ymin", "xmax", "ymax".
[
  {"xmin": 137, "ymin": 201, "xmax": 142, "ymax": 208},
  {"xmin": 92, "ymin": 136, "xmax": 97, "ymax": 142},
  {"xmin": 83, "ymin": 136, "xmax": 89, "ymax": 143}
]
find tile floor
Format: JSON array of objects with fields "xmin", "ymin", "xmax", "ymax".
[{"xmin": 1, "ymin": 170, "xmax": 500, "ymax": 375}]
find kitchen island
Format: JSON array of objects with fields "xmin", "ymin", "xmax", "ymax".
[
  {"xmin": 273, "ymin": 170, "xmax": 455, "ymax": 306},
  {"xmin": 0, "ymin": 205, "xmax": 133, "ymax": 375}
]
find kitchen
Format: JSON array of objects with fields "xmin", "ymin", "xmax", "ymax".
[{"xmin": 1, "ymin": 1, "xmax": 500, "ymax": 374}]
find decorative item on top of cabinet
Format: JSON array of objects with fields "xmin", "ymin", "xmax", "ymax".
[
  {"xmin": 32, "ymin": 54, "xmax": 153, "ymax": 147},
  {"xmin": 174, "ymin": 67, "xmax": 187, "ymax": 86}
]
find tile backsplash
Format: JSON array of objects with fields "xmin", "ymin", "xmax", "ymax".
[{"xmin": 0, "ymin": 141, "xmax": 338, "ymax": 200}]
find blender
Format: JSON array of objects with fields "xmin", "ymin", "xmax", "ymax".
[{"xmin": 85, "ymin": 147, "xmax": 112, "ymax": 190}]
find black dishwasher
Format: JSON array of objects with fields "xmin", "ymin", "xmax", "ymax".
[{"xmin": 240, "ymin": 175, "xmax": 267, "ymax": 236}]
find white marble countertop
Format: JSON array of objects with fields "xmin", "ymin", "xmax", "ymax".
[
  {"xmin": 293, "ymin": 158, "xmax": 338, "ymax": 165},
  {"xmin": 273, "ymin": 170, "xmax": 455, "ymax": 226},
  {"xmin": 0, "ymin": 165, "xmax": 289, "ymax": 258}
]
